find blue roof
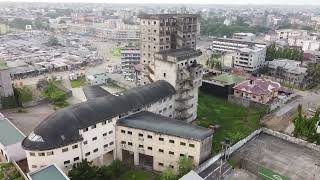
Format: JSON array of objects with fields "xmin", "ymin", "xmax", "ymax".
[
  {"xmin": 0, "ymin": 117, "xmax": 25, "ymax": 146},
  {"xmin": 28, "ymin": 165, "xmax": 69, "ymax": 180}
]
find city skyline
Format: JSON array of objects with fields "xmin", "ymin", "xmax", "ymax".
[{"xmin": 1, "ymin": 0, "xmax": 320, "ymax": 5}]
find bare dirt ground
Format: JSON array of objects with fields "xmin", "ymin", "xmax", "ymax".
[
  {"xmin": 224, "ymin": 169, "xmax": 259, "ymax": 180},
  {"xmin": 230, "ymin": 133, "xmax": 320, "ymax": 180},
  {"xmin": 0, "ymin": 104, "xmax": 54, "ymax": 135}
]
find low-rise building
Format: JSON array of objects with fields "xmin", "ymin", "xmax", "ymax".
[
  {"xmin": 120, "ymin": 47, "xmax": 140, "ymax": 80},
  {"xmin": 86, "ymin": 68, "xmax": 109, "ymax": 85},
  {"xmin": 0, "ymin": 113, "xmax": 26, "ymax": 162},
  {"xmin": 233, "ymin": 78, "xmax": 281, "ymax": 104},
  {"xmin": 268, "ymin": 59, "xmax": 307, "ymax": 87},
  {"xmin": 27, "ymin": 164, "xmax": 69, "ymax": 180},
  {"xmin": 116, "ymin": 111, "xmax": 213, "ymax": 172},
  {"xmin": 0, "ymin": 61, "xmax": 14, "ymax": 98},
  {"xmin": 305, "ymin": 50, "xmax": 320, "ymax": 63},
  {"xmin": 276, "ymin": 29, "xmax": 308, "ymax": 40},
  {"xmin": 232, "ymin": 33, "xmax": 256, "ymax": 41}
]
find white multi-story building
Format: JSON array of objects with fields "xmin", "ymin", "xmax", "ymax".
[
  {"xmin": 120, "ymin": 47, "xmax": 140, "ymax": 80},
  {"xmin": 209, "ymin": 37, "xmax": 267, "ymax": 53},
  {"xmin": 22, "ymin": 81, "xmax": 177, "ymax": 172},
  {"xmin": 233, "ymin": 33, "xmax": 256, "ymax": 41},
  {"xmin": 276, "ymin": 29, "xmax": 308, "ymax": 40},
  {"xmin": 86, "ymin": 68, "xmax": 109, "ymax": 86},
  {"xmin": 233, "ymin": 46, "xmax": 267, "ymax": 72},
  {"xmin": 116, "ymin": 111, "xmax": 213, "ymax": 172}
]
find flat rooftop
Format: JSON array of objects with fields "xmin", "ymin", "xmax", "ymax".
[
  {"xmin": 139, "ymin": 14, "xmax": 199, "ymax": 19},
  {"xmin": 0, "ymin": 116, "xmax": 25, "ymax": 146},
  {"xmin": 157, "ymin": 49, "xmax": 202, "ymax": 61},
  {"xmin": 28, "ymin": 164, "xmax": 69, "ymax": 180},
  {"xmin": 205, "ymin": 73, "xmax": 245, "ymax": 85},
  {"xmin": 231, "ymin": 133, "xmax": 320, "ymax": 180},
  {"xmin": 117, "ymin": 111, "xmax": 213, "ymax": 141}
]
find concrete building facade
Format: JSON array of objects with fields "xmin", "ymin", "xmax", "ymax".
[
  {"xmin": 120, "ymin": 47, "xmax": 140, "ymax": 80},
  {"xmin": 22, "ymin": 81, "xmax": 177, "ymax": 172},
  {"xmin": 233, "ymin": 47, "xmax": 267, "ymax": 72},
  {"xmin": 154, "ymin": 49, "xmax": 203, "ymax": 122},
  {"xmin": 139, "ymin": 14, "xmax": 199, "ymax": 85},
  {"xmin": 115, "ymin": 111, "xmax": 213, "ymax": 172}
]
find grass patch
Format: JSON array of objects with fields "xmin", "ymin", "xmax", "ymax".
[
  {"xmin": 196, "ymin": 93, "xmax": 266, "ymax": 153},
  {"xmin": 0, "ymin": 163, "xmax": 23, "ymax": 180},
  {"xmin": 111, "ymin": 47, "xmax": 121, "ymax": 57},
  {"xmin": 70, "ymin": 76, "xmax": 86, "ymax": 88},
  {"xmin": 120, "ymin": 169, "xmax": 158, "ymax": 180}
]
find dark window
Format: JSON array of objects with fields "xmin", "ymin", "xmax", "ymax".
[
  {"xmin": 159, "ymin": 137, "xmax": 164, "ymax": 141},
  {"xmin": 121, "ymin": 130, "xmax": 126, "ymax": 133},
  {"xmin": 93, "ymin": 148, "xmax": 98, "ymax": 153},
  {"xmin": 128, "ymin": 142, "xmax": 133, "ymax": 146},
  {"xmin": 109, "ymin": 130, "xmax": 113, "ymax": 134},
  {"xmin": 169, "ymin": 140, "xmax": 174, "ymax": 144},
  {"xmin": 128, "ymin": 131, "xmax": 132, "ymax": 135},
  {"xmin": 164, "ymin": 73, "xmax": 166, "ymax": 77},
  {"xmin": 103, "ymin": 132, "xmax": 107, "ymax": 137},
  {"xmin": 104, "ymin": 144, "xmax": 108, "ymax": 148},
  {"xmin": 72, "ymin": 145, "xmax": 78, "ymax": 149},
  {"xmin": 121, "ymin": 141, "xmax": 126, "ymax": 144},
  {"xmin": 148, "ymin": 147, "xmax": 152, "ymax": 150},
  {"xmin": 180, "ymin": 142, "xmax": 186, "ymax": 146},
  {"xmin": 92, "ymin": 137, "xmax": 97, "ymax": 141},
  {"xmin": 189, "ymin": 144, "xmax": 195, "ymax": 148},
  {"xmin": 158, "ymin": 162, "xmax": 164, "ymax": 166},
  {"xmin": 159, "ymin": 149, "xmax": 164, "ymax": 153},
  {"xmin": 139, "ymin": 133, "xmax": 143, "ymax": 137},
  {"xmin": 38, "ymin": 153, "xmax": 45, "ymax": 156},
  {"xmin": 169, "ymin": 151, "xmax": 174, "ymax": 155},
  {"xmin": 85, "ymin": 152, "xmax": 90, "ymax": 156},
  {"xmin": 62, "ymin": 148, "xmax": 68, "ymax": 152},
  {"xmin": 147, "ymin": 135, "xmax": 153, "ymax": 139},
  {"xmin": 139, "ymin": 144, "xmax": 144, "ymax": 148},
  {"xmin": 74, "ymin": 157, "xmax": 79, "ymax": 161},
  {"xmin": 64, "ymin": 160, "xmax": 70, "ymax": 165},
  {"xmin": 30, "ymin": 152, "xmax": 35, "ymax": 156},
  {"xmin": 91, "ymin": 125, "xmax": 96, "ymax": 129},
  {"xmin": 83, "ymin": 128, "xmax": 88, "ymax": 132},
  {"xmin": 109, "ymin": 142, "xmax": 114, "ymax": 145},
  {"xmin": 84, "ymin": 141, "xmax": 88, "ymax": 145}
]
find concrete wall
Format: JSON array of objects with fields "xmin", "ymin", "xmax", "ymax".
[
  {"xmin": 116, "ymin": 125, "xmax": 210, "ymax": 172},
  {"xmin": 228, "ymin": 95, "xmax": 269, "ymax": 110}
]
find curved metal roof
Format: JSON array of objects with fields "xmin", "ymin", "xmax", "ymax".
[{"xmin": 22, "ymin": 80, "xmax": 175, "ymax": 151}]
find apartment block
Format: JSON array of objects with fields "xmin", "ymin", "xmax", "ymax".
[
  {"xmin": 120, "ymin": 47, "xmax": 140, "ymax": 80},
  {"xmin": 209, "ymin": 37, "xmax": 267, "ymax": 53},
  {"xmin": 233, "ymin": 47, "xmax": 267, "ymax": 72},
  {"xmin": 139, "ymin": 14, "xmax": 198, "ymax": 85},
  {"xmin": 115, "ymin": 111, "xmax": 213, "ymax": 172},
  {"xmin": 232, "ymin": 32, "xmax": 256, "ymax": 41}
]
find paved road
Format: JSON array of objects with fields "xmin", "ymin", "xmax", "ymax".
[{"xmin": 199, "ymin": 160, "xmax": 233, "ymax": 180}]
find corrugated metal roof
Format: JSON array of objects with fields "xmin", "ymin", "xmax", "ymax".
[
  {"xmin": 117, "ymin": 111, "xmax": 213, "ymax": 141},
  {"xmin": 22, "ymin": 80, "xmax": 176, "ymax": 151}
]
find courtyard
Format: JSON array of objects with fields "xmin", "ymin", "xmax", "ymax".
[
  {"xmin": 229, "ymin": 133, "xmax": 320, "ymax": 180},
  {"xmin": 196, "ymin": 93, "xmax": 266, "ymax": 153}
]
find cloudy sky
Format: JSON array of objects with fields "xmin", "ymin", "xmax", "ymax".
[{"xmin": 0, "ymin": 0, "xmax": 319, "ymax": 5}]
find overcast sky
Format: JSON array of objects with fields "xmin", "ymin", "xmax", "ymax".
[{"xmin": 0, "ymin": 0, "xmax": 320, "ymax": 5}]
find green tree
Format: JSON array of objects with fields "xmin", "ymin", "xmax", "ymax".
[
  {"xmin": 68, "ymin": 160, "xmax": 98, "ymax": 180},
  {"xmin": 177, "ymin": 156, "xmax": 193, "ymax": 178},
  {"xmin": 46, "ymin": 36, "xmax": 60, "ymax": 46},
  {"xmin": 159, "ymin": 167, "xmax": 177, "ymax": 180},
  {"xmin": 293, "ymin": 104, "xmax": 320, "ymax": 144},
  {"xmin": 16, "ymin": 86, "xmax": 33, "ymax": 103},
  {"xmin": 306, "ymin": 63, "xmax": 320, "ymax": 89},
  {"xmin": 108, "ymin": 159, "xmax": 126, "ymax": 178}
]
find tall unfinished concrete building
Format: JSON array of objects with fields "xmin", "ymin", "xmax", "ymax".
[{"xmin": 139, "ymin": 14, "xmax": 202, "ymax": 122}]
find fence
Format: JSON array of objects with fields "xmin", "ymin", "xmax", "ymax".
[
  {"xmin": 196, "ymin": 128, "xmax": 320, "ymax": 174},
  {"xmin": 196, "ymin": 128, "xmax": 263, "ymax": 173},
  {"xmin": 12, "ymin": 160, "xmax": 29, "ymax": 180}
]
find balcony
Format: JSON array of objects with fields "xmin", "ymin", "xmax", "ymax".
[
  {"xmin": 175, "ymin": 105, "xmax": 192, "ymax": 112},
  {"xmin": 147, "ymin": 65, "xmax": 154, "ymax": 74}
]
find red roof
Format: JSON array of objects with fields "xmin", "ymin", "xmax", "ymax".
[{"xmin": 233, "ymin": 78, "xmax": 281, "ymax": 95}]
